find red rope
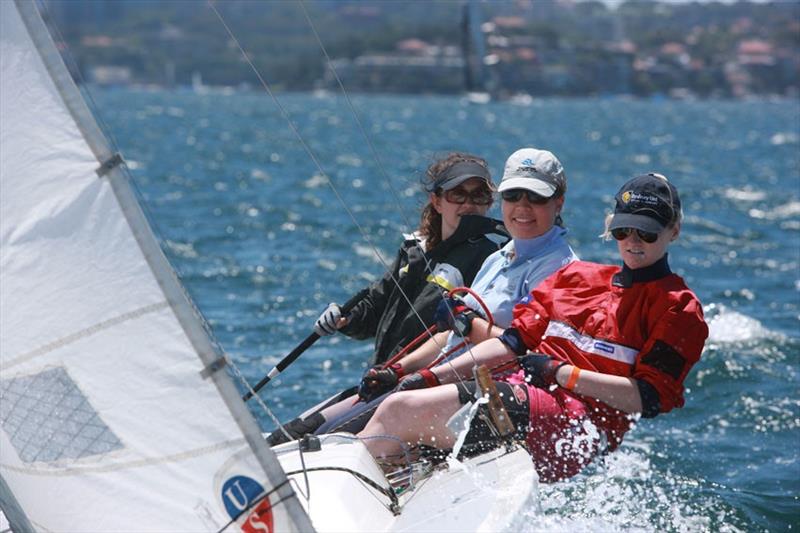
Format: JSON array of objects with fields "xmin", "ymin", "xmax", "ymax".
[
  {"xmin": 380, "ymin": 324, "xmax": 438, "ymax": 369},
  {"xmin": 422, "ymin": 286, "xmax": 496, "ymax": 370},
  {"xmin": 380, "ymin": 286, "xmax": 499, "ymax": 374},
  {"xmin": 424, "ymin": 340, "xmax": 467, "ymax": 369},
  {"xmin": 446, "ymin": 286, "xmax": 494, "ymax": 333}
]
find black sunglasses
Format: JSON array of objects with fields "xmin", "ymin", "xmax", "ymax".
[
  {"xmin": 611, "ymin": 227, "xmax": 660, "ymax": 244},
  {"xmin": 500, "ymin": 189, "xmax": 550, "ymax": 204},
  {"xmin": 441, "ymin": 186, "xmax": 494, "ymax": 206}
]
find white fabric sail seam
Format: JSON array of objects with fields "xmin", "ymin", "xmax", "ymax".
[
  {"xmin": 544, "ymin": 320, "xmax": 639, "ymax": 364},
  {"xmin": 0, "ymin": 437, "xmax": 246, "ymax": 476},
  {"xmin": 2, "ymin": 301, "xmax": 169, "ymax": 370}
]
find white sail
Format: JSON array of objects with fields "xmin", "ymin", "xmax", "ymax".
[{"xmin": 0, "ymin": 2, "xmax": 313, "ymax": 531}]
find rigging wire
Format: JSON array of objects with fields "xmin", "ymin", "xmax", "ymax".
[
  {"xmin": 296, "ymin": 0, "xmax": 419, "ymax": 236},
  {"xmin": 205, "ymin": 1, "xmax": 492, "ymax": 410},
  {"xmin": 40, "ymin": 3, "xmax": 514, "ymax": 515},
  {"xmin": 291, "ymin": 1, "xmax": 497, "ymax": 386},
  {"xmin": 37, "ymin": 2, "xmax": 507, "ymax": 515},
  {"xmin": 294, "ymin": 0, "xmax": 490, "ymax": 376},
  {"xmin": 206, "ymin": 1, "xmax": 455, "ymax": 356}
]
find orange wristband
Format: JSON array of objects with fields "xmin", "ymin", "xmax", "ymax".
[{"xmin": 564, "ymin": 366, "xmax": 581, "ymax": 391}]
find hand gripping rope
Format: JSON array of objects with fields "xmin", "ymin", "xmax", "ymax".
[
  {"xmin": 423, "ymin": 286, "xmax": 495, "ymax": 371},
  {"xmin": 378, "ymin": 286, "xmax": 495, "ymax": 373}
]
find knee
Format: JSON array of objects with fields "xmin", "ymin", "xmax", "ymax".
[{"xmin": 372, "ymin": 392, "xmax": 409, "ymax": 422}]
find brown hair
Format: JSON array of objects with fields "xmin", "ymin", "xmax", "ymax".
[
  {"xmin": 553, "ymin": 185, "xmax": 567, "ymax": 227},
  {"xmin": 418, "ymin": 152, "xmax": 491, "ymax": 250}
]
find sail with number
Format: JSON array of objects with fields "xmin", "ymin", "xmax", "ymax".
[{"xmin": 0, "ymin": 1, "xmax": 313, "ymax": 531}]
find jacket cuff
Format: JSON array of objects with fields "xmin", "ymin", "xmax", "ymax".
[
  {"xmin": 498, "ymin": 328, "xmax": 528, "ymax": 356},
  {"xmin": 637, "ymin": 379, "xmax": 662, "ymax": 418},
  {"xmin": 419, "ymin": 369, "xmax": 440, "ymax": 388}
]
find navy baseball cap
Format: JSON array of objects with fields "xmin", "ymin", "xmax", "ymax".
[{"xmin": 609, "ymin": 173, "xmax": 681, "ymax": 233}]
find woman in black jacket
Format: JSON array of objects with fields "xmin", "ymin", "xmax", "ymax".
[
  {"xmin": 269, "ymin": 153, "xmax": 507, "ymax": 445},
  {"xmin": 314, "ymin": 152, "xmax": 508, "ymax": 366}
]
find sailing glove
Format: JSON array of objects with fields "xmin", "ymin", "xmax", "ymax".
[
  {"xmin": 266, "ymin": 412, "xmax": 325, "ymax": 446},
  {"xmin": 395, "ymin": 369, "xmax": 440, "ymax": 392},
  {"xmin": 358, "ymin": 364, "xmax": 404, "ymax": 402},
  {"xmin": 519, "ymin": 353, "xmax": 567, "ymax": 389},
  {"xmin": 314, "ymin": 303, "xmax": 342, "ymax": 336},
  {"xmin": 434, "ymin": 297, "xmax": 479, "ymax": 337}
]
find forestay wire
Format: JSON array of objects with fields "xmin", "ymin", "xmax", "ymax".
[
  {"xmin": 206, "ymin": 1, "xmax": 476, "ymax": 365},
  {"xmin": 205, "ymin": 2, "xmax": 490, "ymax": 414},
  {"xmin": 293, "ymin": 0, "xmax": 486, "ymax": 377},
  {"xmin": 295, "ymin": 0, "xmax": 419, "ymax": 236}
]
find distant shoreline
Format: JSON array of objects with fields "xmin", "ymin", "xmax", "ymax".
[{"xmin": 84, "ymin": 84, "xmax": 800, "ymax": 103}]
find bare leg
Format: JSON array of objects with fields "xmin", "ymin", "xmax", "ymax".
[
  {"xmin": 299, "ymin": 386, "xmax": 358, "ymax": 420},
  {"xmin": 317, "ymin": 394, "xmax": 361, "ymax": 421},
  {"xmin": 357, "ymin": 384, "xmax": 462, "ymax": 462}
]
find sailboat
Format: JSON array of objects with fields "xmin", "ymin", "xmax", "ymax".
[{"xmin": 0, "ymin": 1, "xmax": 535, "ymax": 531}]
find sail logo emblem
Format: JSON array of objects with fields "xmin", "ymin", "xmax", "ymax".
[{"xmin": 221, "ymin": 475, "xmax": 274, "ymax": 533}]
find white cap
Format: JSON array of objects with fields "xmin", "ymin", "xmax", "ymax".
[{"xmin": 498, "ymin": 148, "xmax": 566, "ymax": 198}]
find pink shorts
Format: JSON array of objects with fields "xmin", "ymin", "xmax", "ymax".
[{"xmin": 505, "ymin": 375, "xmax": 602, "ymax": 482}]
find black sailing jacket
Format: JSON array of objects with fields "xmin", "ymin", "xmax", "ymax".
[{"xmin": 340, "ymin": 214, "xmax": 509, "ymax": 365}]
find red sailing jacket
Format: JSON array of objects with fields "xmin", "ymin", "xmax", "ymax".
[{"xmin": 507, "ymin": 258, "xmax": 708, "ymax": 449}]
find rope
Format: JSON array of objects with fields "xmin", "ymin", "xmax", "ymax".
[
  {"xmin": 425, "ymin": 286, "xmax": 497, "ymax": 389},
  {"xmin": 283, "ymin": 466, "xmax": 400, "ymax": 514}
]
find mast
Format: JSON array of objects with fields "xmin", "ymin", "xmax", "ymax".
[{"xmin": 462, "ymin": 0, "xmax": 491, "ymax": 94}]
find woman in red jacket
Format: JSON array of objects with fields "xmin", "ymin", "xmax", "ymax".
[{"xmin": 357, "ymin": 173, "xmax": 708, "ymax": 482}]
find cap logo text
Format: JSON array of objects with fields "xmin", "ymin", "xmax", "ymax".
[{"xmin": 622, "ymin": 191, "xmax": 659, "ymax": 206}]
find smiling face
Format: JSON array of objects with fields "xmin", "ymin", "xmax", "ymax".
[
  {"xmin": 616, "ymin": 222, "xmax": 680, "ymax": 269},
  {"xmin": 501, "ymin": 193, "xmax": 564, "ymax": 240},
  {"xmin": 430, "ymin": 177, "xmax": 492, "ymax": 240}
]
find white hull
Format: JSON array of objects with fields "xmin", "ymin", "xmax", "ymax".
[{"xmin": 269, "ymin": 434, "xmax": 536, "ymax": 532}]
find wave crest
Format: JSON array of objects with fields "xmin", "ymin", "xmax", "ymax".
[{"xmin": 704, "ymin": 303, "xmax": 776, "ymax": 343}]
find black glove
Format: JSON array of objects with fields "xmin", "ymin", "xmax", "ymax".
[
  {"xmin": 519, "ymin": 353, "xmax": 567, "ymax": 389},
  {"xmin": 358, "ymin": 364, "xmax": 403, "ymax": 402},
  {"xmin": 395, "ymin": 369, "xmax": 440, "ymax": 392},
  {"xmin": 266, "ymin": 412, "xmax": 325, "ymax": 446},
  {"xmin": 433, "ymin": 297, "xmax": 479, "ymax": 336}
]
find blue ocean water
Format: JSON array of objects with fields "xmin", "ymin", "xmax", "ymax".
[{"xmin": 94, "ymin": 89, "xmax": 798, "ymax": 532}]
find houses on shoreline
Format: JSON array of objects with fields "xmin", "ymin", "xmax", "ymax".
[
  {"xmin": 49, "ymin": 0, "xmax": 799, "ymax": 100},
  {"xmin": 324, "ymin": 13, "xmax": 798, "ymax": 100}
]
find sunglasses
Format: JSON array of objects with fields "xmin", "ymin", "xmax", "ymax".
[
  {"xmin": 611, "ymin": 227, "xmax": 660, "ymax": 244},
  {"xmin": 441, "ymin": 186, "xmax": 494, "ymax": 206},
  {"xmin": 500, "ymin": 189, "xmax": 550, "ymax": 204}
]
